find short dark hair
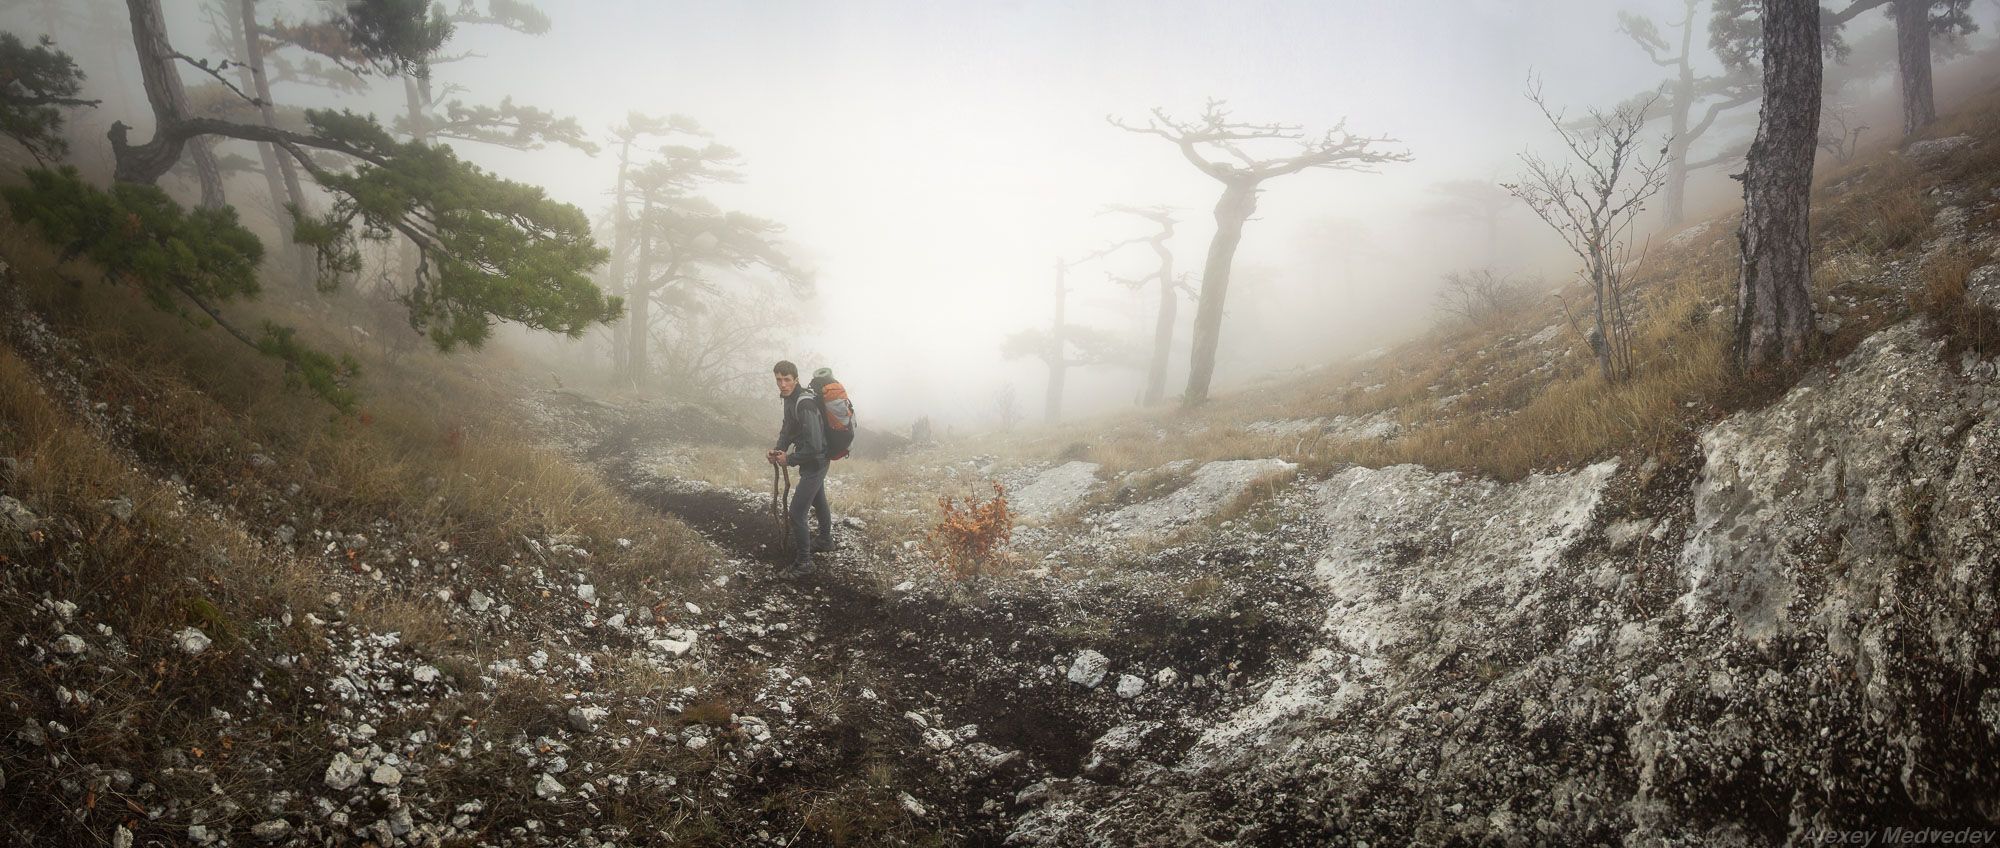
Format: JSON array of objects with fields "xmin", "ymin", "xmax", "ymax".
[{"xmin": 773, "ymin": 360, "xmax": 798, "ymax": 377}]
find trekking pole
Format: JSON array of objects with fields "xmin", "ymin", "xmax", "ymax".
[{"xmin": 772, "ymin": 462, "xmax": 794, "ymax": 556}]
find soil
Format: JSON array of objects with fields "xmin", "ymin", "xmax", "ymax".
[{"xmin": 572, "ymin": 410, "xmax": 1331, "ymax": 843}]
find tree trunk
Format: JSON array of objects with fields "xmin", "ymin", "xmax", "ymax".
[
  {"xmin": 1046, "ymin": 261, "xmax": 1067, "ymax": 423},
  {"xmin": 608, "ymin": 138, "xmax": 635, "ymax": 379},
  {"xmin": 1662, "ymin": 2, "xmax": 1697, "ymax": 226},
  {"xmin": 1734, "ymin": 0, "xmax": 1822, "ymax": 372},
  {"xmin": 1893, "ymin": 0, "xmax": 1936, "ymax": 139},
  {"xmin": 1144, "ymin": 238, "xmax": 1175, "ymax": 405},
  {"xmin": 237, "ymin": 0, "xmax": 313, "ymax": 282},
  {"xmin": 1184, "ymin": 180, "xmax": 1257, "ymax": 405},
  {"xmin": 114, "ymin": 0, "xmax": 225, "ymax": 209},
  {"xmin": 395, "ymin": 74, "xmax": 431, "ymax": 288},
  {"xmin": 625, "ymin": 193, "xmax": 654, "ymax": 385}
]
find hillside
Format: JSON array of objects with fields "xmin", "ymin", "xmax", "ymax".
[{"xmin": 3, "ymin": 54, "xmax": 2000, "ymax": 848}]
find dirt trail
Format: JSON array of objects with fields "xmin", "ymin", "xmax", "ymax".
[
  {"xmin": 567, "ymin": 409, "xmax": 1328, "ymax": 841},
  {"xmin": 607, "ymin": 442, "xmax": 1106, "ymax": 775}
]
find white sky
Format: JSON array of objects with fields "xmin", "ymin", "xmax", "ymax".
[{"xmin": 15, "ymin": 0, "xmax": 1959, "ymax": 428}]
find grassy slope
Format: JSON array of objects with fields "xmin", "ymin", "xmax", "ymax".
[
  {"xmin": 0, "ymin": 206, "xmax": 726, "ymax": 842},
  {"xmin": 948, "ymin": 71, "xmax": 2000, "ymax": 486}
]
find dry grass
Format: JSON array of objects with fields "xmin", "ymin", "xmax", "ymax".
[
  {"xmin": 972, "ymin": 80, "xmax": 2000, "ymax": 483},
  {"xmin": 1911, "ymin": 245, "xmax": 2000, "ymax": 360},
  {"xmin": 0, "ymin": 221, "xmax": 709, "ymax": 595}
]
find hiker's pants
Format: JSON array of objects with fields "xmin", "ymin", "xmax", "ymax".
[{"xmin": 789, "ymin": 460, "xmax": 831, "ymax": 563}]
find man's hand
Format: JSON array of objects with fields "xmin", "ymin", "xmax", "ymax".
[{"xmin": 766, "ymin": 449, "xmax": 785, "ymax": 465}]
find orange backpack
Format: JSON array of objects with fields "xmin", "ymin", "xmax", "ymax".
[{"xmin": 809, "ymin": 369, "xmax": 856, "ymax": 460}]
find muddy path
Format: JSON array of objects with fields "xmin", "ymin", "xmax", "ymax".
[
  {"xmin": 573, "ymin": 411, "xmax": 1328, "ymax": 841},
  {"xmin": 609, "ymin": 452, "xmax": 1110, "ymax": 775}
]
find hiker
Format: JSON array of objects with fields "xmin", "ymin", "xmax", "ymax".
[{"xmin": 767, "ymin": 360, "xmax": 833, "ymax": 576}]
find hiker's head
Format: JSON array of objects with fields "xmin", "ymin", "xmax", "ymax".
[{"xmin": 773, "ymin": 360, "xmax": 799, "ymax": 397}]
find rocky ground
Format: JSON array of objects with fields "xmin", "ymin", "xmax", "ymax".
[
  {"xmin": 7, "ymin": 119, "xmax": 2000, "ymax": 848},
  {"xmin": 521, "ymin": 388, "xmax": 1339, "ymax": 845}
]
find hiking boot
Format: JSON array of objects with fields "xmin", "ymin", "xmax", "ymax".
[
  {"xmin": 777, "ymin": 560, "xmax": 816, "ymax": 579},
  {"xmin": 813, "ymin": 537, "xmax": 838, "ymax": 553}
]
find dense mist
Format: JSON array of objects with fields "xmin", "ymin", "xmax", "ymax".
[{"xmin": 2, "ymin": 0, "xmax": 1980, "ymax": 428}]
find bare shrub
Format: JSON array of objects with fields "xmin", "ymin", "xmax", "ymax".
[
  {"xmin": 926, "ymin": 483, "xmax": 1013, "ymax": 581},
  {"xmin": 1434, "ymin": 268, "xmax": 1526, "ymax": 325},
  {"xmin": 1506, "ymin": 80, "xmax": 1668, "ymax": 384}
]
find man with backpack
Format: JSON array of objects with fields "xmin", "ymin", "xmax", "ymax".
[{"xmin": 767, "ymin": 361, "xmax": 855, "ymax": 577}]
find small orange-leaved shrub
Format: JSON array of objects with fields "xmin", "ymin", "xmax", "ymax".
[{"xmin": 926, "ymin": 483, "xmax": 1013, "ymax": 581}]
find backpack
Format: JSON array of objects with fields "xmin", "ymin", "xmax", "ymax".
[{"xmin": 807, "ymin": 368, "xmax": 857, "ymax": 460}]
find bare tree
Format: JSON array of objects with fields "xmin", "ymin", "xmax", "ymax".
[
  {"xmin": 202, "ymin": 0, "xmax": 314, "ymax": 281},
  {"xmin": 1505, "ymin": 82, "xmax": 1669, "ymax": 383},
  {"xmin": 117, "ymin": 0, "xmax": 228, "ymax": 208},
  {"xmin": 1002, "ymin": 253, "xmax": 1139, "ymax": 423},
  {"xmin": 1618, "ymin": 0, "xmax": 1761, "ymax": 225},
  {"xmin": 1111, "ymin": 100, "xmax": 1410, "ymax": 405},
  {"xmin": 1818, "ymin": 103, "xmax": 1869, "ymax": 162},
  {"xmin": 1734, "ymin": 0, "xmax": 1822, "ymax": 371},
  {"xmin": 651, "ymin": 285, "xmax": 803, "ymax": 400},
  {"xmin": 1433, "ymin": 269, "xmax": 1525, "ymax": 325},
  {"xmin": 1719, "ymin": 0, "xmax": 1977, "ymax": 140},
  {"xmin": 1101, "ymin": 204, "xmax": 1183, "ymax": 405}
]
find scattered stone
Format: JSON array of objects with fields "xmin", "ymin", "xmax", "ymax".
[
  {"xmin": 99, "ymin": 496, "xmax": 135, "ymax": 522},
  {"xmin": 1115, "ymin": 674, "xmax": 1145, "ymax": 699},
  {"xmin": 112, "ymin": 825, "xmax": 132, "ymax": 848},
  {"xmin": 1152, "ymin": 667, "xmax": 1179, "ymax": 688},
  {"xmin": 535, "ymin": 773, "xmax": 566, "ymax": 799},
  {"xmin": 174, "ymin": 628, "xmax": 212, "ymax": 656},
  {"xmin": 0, "ymin": 495, "xmax": 39, "ymax": 534},
  {"xmin": 323, "ymin": 752, "xmax": 365, "ymax": 790},
  {"xmin": 1066, "ymin": 650, "xmax": 1109, "ymax": 688},
  {"xmin": 1903, "ymin": 134, "xmax": 1973, "ymax": 160},
  {"xmin": 370, "ymin": 764, "xmax": 403, "ymax": 786},
  {"xmin": 576, "ymin": 583, "xmax": 597, "ymax": 604},
  {"xmin": 568, "ymin": 705, "xmax": 609, "ymax": 733},
  {"xmin": 898, "ymin": 791, "xmax": 928, "ymax": 818},
  {"xmin": 467, "ymin": 590, "xmax": 494, "ymax": 613},
  {"xmin": 53, "ymin": 634, "xmax": 86, "ymax": 656},
  {"xmin": 250, "ymin": 819, "xmax": 293, "ymax": 841},
  {"xmin": 1604, "ymin": 518, "xmax": 1656, "ymax": 552},
  {"xmin": 412, "ymin": 665, "xmax": 441, "ymax": 684}
]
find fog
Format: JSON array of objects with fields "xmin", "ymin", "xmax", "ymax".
[{"xmin": 7, "ymin": 0, "xmax": 1972, "ymax": 431}]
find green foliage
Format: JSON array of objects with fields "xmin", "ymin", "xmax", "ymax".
[
  {"xmin": 289, "ymin": 109, "xmax": 619, "ymax": 350},
  {"xmin": 0, "ymin": 33, "xmax": 97, "ymax": 163},
  {"xmin": 2, "ymin": 167, "xmax": 261, "ymax": 308},
  {"xmin": 406, "ymin": 96, "xmax": 598, "ymax": 153},
  {"xmin": 453, "ymin": 0, "xmax": 552, "ymax": 35},
  {"xmin": 340, "ymin": 0, "xmax": 453, "ymax": 77},
  {"xmin": 257, "ymin": 323, "xmax": 360, "ymax": 412},
  {"xmin": 3, "ymin": 168, "xmax": 360, "ymax": 410}
]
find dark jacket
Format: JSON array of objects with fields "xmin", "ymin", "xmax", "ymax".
[{"xmin": 774, "ymin": 388, "xmax": 827, "ymax": 466}]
